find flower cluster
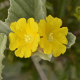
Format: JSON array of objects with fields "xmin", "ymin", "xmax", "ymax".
[{"xmin": 9, "ymin": 15, "xmax": 68, "ymax": 58}]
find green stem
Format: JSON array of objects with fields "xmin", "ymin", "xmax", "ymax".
[{"xmin": 31, "ymin": 57, "xmax": 48, "ymax": 80}]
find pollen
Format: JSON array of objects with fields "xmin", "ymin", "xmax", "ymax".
[
  {"xmin": 47, "ymin": 33, "xmax": 53, "ymax": 42},
  {"xmin": 24, "ymin": 34, "xmax": 33, "ymax": 43}
]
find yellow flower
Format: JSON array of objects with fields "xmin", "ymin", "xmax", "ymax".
[
  {"xmin": 9, "ymin": 18, "xmax": 40, "ymax": 58},
  {"xmin": 38, "ymin": 15, "xmax": 68, "ymax": 57}
]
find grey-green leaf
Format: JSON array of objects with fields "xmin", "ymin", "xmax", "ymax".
[
  {"xmin": 38, "ymin": 50, "xmax": 52, "ymax": 61},
  {"xmin": 0, "ymin": 33, "xmax": 7, "ymax": 80},
  {"xmin": 0, "ymin": 21, "xmax": 11, "ymax": 36},
  {"xmin": 5, "ymin": 0, "xmax": 46, "ymax": 26},
  {"xmin": 32, "ymin": 50, "xmax": 52, "ymax": 61},
  {"xmin": 66, "ymin": 32, "xmax": 76, "ymax": 48}
]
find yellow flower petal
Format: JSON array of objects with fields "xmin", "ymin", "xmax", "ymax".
[
  {"xmin": 46, "ymin": 15, "xmax": 62, "ymax": 30},
  {"xmin": 9, "ymin": 32, "xmax": 22, "ymax": 51},
  {"xmin": 52, "ymin": 39, "xmax": 66, "ymax": 57},
  {"xmin": 15, "ymin": 48, "xmax": 24, "ymax": 58},
  {"xmin": 52, "ymin": 27, "xmax": 68, "ymax": 36},
  {"xmin": 39, "ymin": 37, "xmax": 52, "ymax": 54},
  {"xmin": 24, "ymin": 50, "xmax": 31, "ymax": 58},
  {"xmin": 31, "ymin": 34, "xmax": 40, "ymax": 52},
  {"xmin": 38, "ymin": 19, "xmax": 46, "ymax": 36},
  {"xmin": 59, "ymin": 27, "xmax": 68, "ymax": 36},
  {"xmin": 28, "ymin": 18, "xmax": 38, "ymax": 33},
  {"xmin": 10, "ymin": 18, "xmax": 27, "ymax": 33},
  {"xmin": 15, "ymin": 46, "xmax": 31, "ymax": 58},
  {"xmin": 53, "ymin": 33, "xmax": 68, "ymax": 45},
  {"xmin": 10, "ymin": 22, "xmax": 17, "ymax": 32},
  {"xmin": 39, "ymin": 38, "xmax": 45, "ymax": 48},
  {"xmin": 43, "ymin": 42, "xmax": 52, "ymax": 54},
  {"xmin": 10, "ymin": 18, "xmax": 27, "ymax": 39},
  {"xmin": 46, "ymin": 15, "xmax": 54, "ymax": 24}
]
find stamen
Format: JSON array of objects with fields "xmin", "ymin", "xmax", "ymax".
[
  {"xmin": 47, "ymin": 33, "xmax": 53, "ymax": 42},
  {"xmin": 24, "ymin": 34, "xmax": 33, "ymax": 43}
]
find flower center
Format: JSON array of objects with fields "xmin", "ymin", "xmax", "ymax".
[
  {"xmin": 24, "ymin": 34, "xmax": 33, "ymax": 43},
  {"xmin": 47, "ymin": 33, "xmax": 53, "ymax": 42}
]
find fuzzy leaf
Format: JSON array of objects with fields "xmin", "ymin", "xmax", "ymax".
[
  {"xmin": 66, "ymin": 32, "xmax": 76, "ymax": 48},
  {"xmin": 38, "ymin": 49, "xmax": 52, "ymax": 61},
  {"xmin": 0, "ymin": 21, "xmax": 11, "ymax": 36},
  {"xmin": 0, "ymin": 21, "xmax": 11, "ymax": 48},
  {"xmin": 32, "ymin": 50, "xmax": 52, "ymax": 61},
  {"xmin": 38, "ymin": 52, "xmax": 52, "ymax": 61},
  {"xmin": 0, "ymin": 33, "xmax": 7, "ymax": 80},
  {"xmin": 5, "ymin": 0, "xmax": 46, "ymax": 26}
]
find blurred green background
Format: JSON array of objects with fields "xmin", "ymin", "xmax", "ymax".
[{"xmin": 0, "ymin": 0, "xmax": 80, "ymax": 80}]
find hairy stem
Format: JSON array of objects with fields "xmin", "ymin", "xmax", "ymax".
[{"xmin": 31, "ymin": 57, "xmax": 48, "ymax": 80}]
